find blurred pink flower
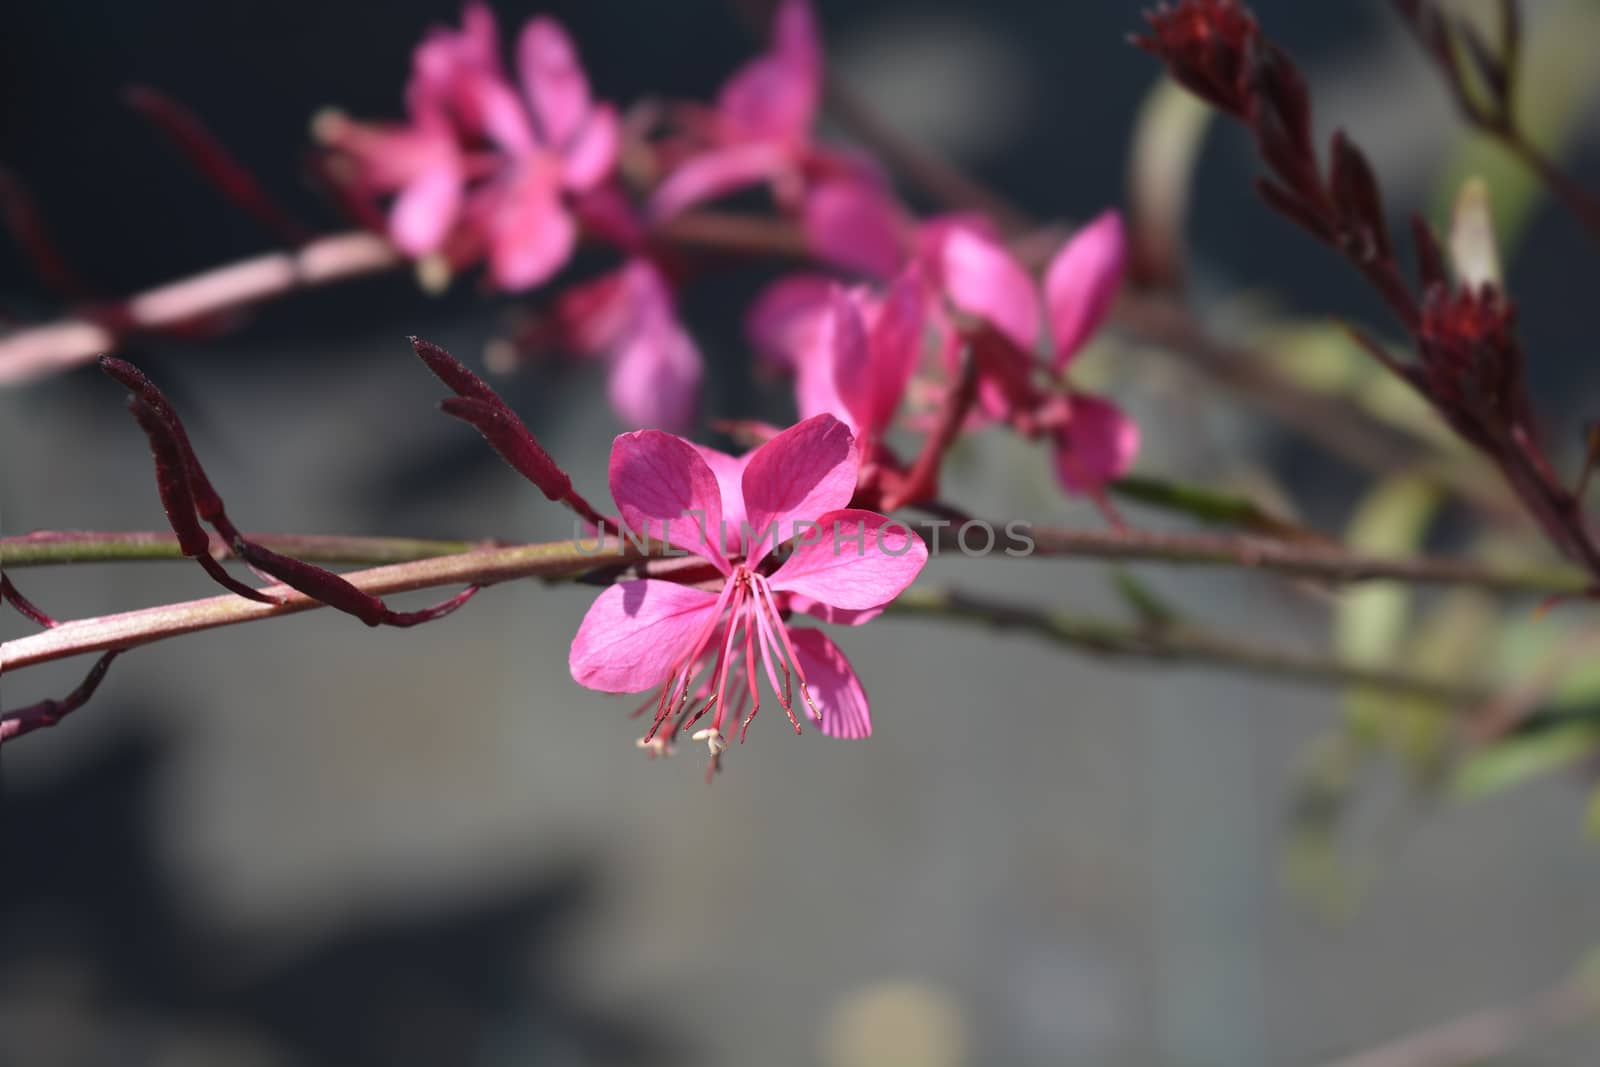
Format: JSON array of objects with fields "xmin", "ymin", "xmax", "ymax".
[
  {"xmin": 569, "ymin": 414, "xmax": 926, "ymax": 759},
  {"xmin": 648, "ymin": 0, "xmax": 821, "ymax": 221},
  {"xmin": 647, "ymin": 0, "xmax": 907, "ymax": 276},
  {"xmin": 320, "ymin": 4, "xmax": 619, "ymax": 291},
  {"xmin": 794, "ymin": 275, "xmax": 926, "ymax": 450},
  {"xmin": 538, "ymin": 258, "xmax": 703, "ymax": 430},
  {"xmin": 927, "ymin": 211, "xmax": 1138, "ymax": 495}
]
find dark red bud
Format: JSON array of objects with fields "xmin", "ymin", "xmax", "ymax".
[
  {"xmin": 413, "ymin": 336, "xmax": 612, "ymax": 529},
  {"xmin": 1328, "ymin": 131, "xmax": 1393, "ymax": 262},
  {"xmin": 410, "ymin": 335, "xmax": 505, "ymax": 405},
  {"xmin": 439, "ymin": 396, "xmax": 576, "ymax": 505},
  {"xmin": 124, "ymin": 86, "xmax": 310, "ymax": 246},
  {"xmin": 1248, "ymin": 42, "xmax": 1317, "ymax": 193},
  {"xmin": 0, "ymin": 167, "xmax": 98, "ymax": 301},
  {"xmin": 1255, "ymin": 178, "xmax": 1338, "ymax": 243},
  {"xmin": 1410, "ymin": 214, "xmax": 1449, "ymax": 290},
  {"xmin": 1, "ymin": 574, "xmax": 58, "ymax": 628},
  {"xmin": 1133, "ymin": 0, "xmax": 1261, "ymax": 119},
  {"xmin": 1417, "ymin": 283, "xmax": 1531, "ymax": 442}
]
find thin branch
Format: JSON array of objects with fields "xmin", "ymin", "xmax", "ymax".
[
  {"xmin": 1386, "ymin": 0, "xmax": 1600, "ymax": 246},
  {"xmin": 1319, "ymin": 967, "xmax": 1598, "ymax": 1067},
  {"xmin": 911, "ymin": 511, "xmax": 1589, "ymax": 595},
  {"xmin": 0, "ymin": 213, "xmax": 803, "ymax": 388},
  {"xmin": 887, "ymin": 586, "xmax": 1487, "ymax": 703},
  {"xmin": 0, "ymin": 205, "xmax": 1507, "ymax": 528},
  {"xmin": 820, "ymin": 77, "xmax": 1031, "ymax": 233},
  {"xmin": 0, "ymin": 231, "xmax": 400, "ymax": 385},
  {"xmin": 1, "ymin": 538, "xmax": 647, "ymax": 673},
  {"xmin": 1116, "ymin": 291, "xmax": 1509, "ymax": 512},
  {"xmin": 1501, "ymin": 126, "xmax": 1600, "ymax": 244},
  {"xmin": 1, "ymin": 530, "xmax": 479, "ymax": 568},
  {"xmin": 8, "ymin": 523, "xmax": 1586, "ymax": 598},
  {"xmin": 5, "ymin": 544, "xmax": 1499, "ymax": 711}
]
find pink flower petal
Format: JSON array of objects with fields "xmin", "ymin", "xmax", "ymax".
[
  {"xmin": 971, "ymin": 326, "xmax": 1040, "ymax": 422},
  {"xmin": 768, "ymin": 508, "xmax": 927, "ymax": 610},
  {"xmin": 569, "ymin": 579, "xmax": 721, "ymax": 692},
  {"xmin": 693, "ymin": 445, "xmax": 753, "ymax": 553},
  {"xmin": 1052, "ymin": 394, "xmax": 1140, "ymax": 494},
  {"xmin": 740, "ymin": 414, "xmax": 859, "ymax": 565},
  {"xmin": 560, "ymin": 103, "xmax": 620, "ymax": 191},
  {"xmin": 606, "ymin": 313, "xmax": 703, "ymax": 431},
  {"xmin": 389, "ymin": 162, "xmax": 462, "ymax": 255},
  {"xmin": 1045, "ymin": 210, "xmax": 1124, "ymax": 371},
  {"xmin": 836, "ymin": 270, "xmax": 924, "ymax": 436},
  {"xmin": 477, "ymin": 81, "xmax": 540, "ymax": 155},
  {"xmin": 517, "ymin": 16, "xmax": 591, "ymax": 147},
  {"xmin": 411, "ymin": 9, "xmax": 530, "ymax": 154},
  {"xmin": 716, "ymin": 0, "xmax": 821, "ymax": 141},
  {"xmin": 787, "ymin": 628, "xmax": 872, "ymax": 739},
  {"xmin": 609, "ymin": 427, "xmax": 727, "ymax": 570},
  {"xmin": 938, "ymin": 224, "xmax": 1039, "ymax": 352},
  {"xmin": 746, "ymin": 273, "xmax": 834, "ymax": 373},
  {"xmin": 794, "ymin": 288, "xmax": 865, "ymax": 425},
  {"xmin": 458, "ymin": 2, "xmax": 502, "ymax": 70},
  {"xmin": 485, "ymin": 164, "xmax": 578, "ymax": 291},
  {"xmin": 541, "ymin": 265, "xmax": 634, "ymax": 356},
  {"xmin": 801, "ymin": 178, "xmax": 905, "ymax": 279},
  {"xmin": 647, "ymin": 141, "xmax": 793, "ymax": 221}
]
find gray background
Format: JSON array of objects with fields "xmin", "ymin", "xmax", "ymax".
[{"xmin": 5, "ymin": 1, "xmax": 1600, "ymax": 1064}]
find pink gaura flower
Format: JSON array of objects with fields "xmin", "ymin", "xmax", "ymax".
[
  {"xmin": 930, "ymin": 211, "xmax": 1139, "ymax": 495},
  {"xmin": 535, "ymin": 258, "xmax": 703, "ymax": 429},
  {"xmin": 745, "ymin": 271, "xmax": 933, "ymax": 509},
  {"xmin": 569, "ymin": 414, "xmax": 927, "ymax": 766},
  {"xmin": 648, "ymin": 0, "xmax": 821, "ymax": 221},
  {"xmin": 754, "ymin": 212, "xmax": 1138, "ymax": 498},
  {"xmin": 647, "ymin": 0, "xmax": 907, "ymax": 276},
  {"xmin": 796, "ymin": 275, "xmax": 926, "ymax": 447},
  {"xmin": 320, "ymin": 4, "xmax": 619, "ymax": 291}
]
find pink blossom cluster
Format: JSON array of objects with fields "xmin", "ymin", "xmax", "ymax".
[{"xmin": 313, "ymin": 2, "xmax": 1142, "ymax": 772}]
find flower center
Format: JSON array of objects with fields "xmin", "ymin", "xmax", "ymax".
[{"xmin": 640, "ymin": 565, "xmax": 820, "ymax": 764}]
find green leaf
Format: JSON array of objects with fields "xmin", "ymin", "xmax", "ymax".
[
  {"xmin": 1110, "ymin": 475, "xmax": 1326, "ymax": 542},
  {"xmin": 1108, "ymin": 568, "xmax": 1181, "ymax": 629},
  {"xmin": 1336, "ymin": 476, "xmax": 1443, "ymax": 666},
  {"xmin": 1389, "ymin": 590, "xmax": 1499, "ymax": 774},
  {"xmin": 1493, "ymin": 617, "xmax": 1600, "ymax": 709},
  {"xmin": 1451, "ymin": 723, "xmax": 1600, "ymax": 800},
  {"xmin": 1585, "ymin": 786, "xmax": 1600, "ymax": 840}
]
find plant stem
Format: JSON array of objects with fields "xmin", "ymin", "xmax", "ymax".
[
  {"xmin": 5, "ymin": 527, "xmax": 1587, "ymax": 596},
  {"xmin": 888, "ymin": 587, "xmax": 1486, "ymax": 704},
  {"xmin": 1505, "ymin": 128, "xmax": 1600, "ymax": 246},
  {"xmin": 0, "ymin": 231, "xmax": 401, "ymax": 385},
  {"xmin": 1, "ymin": 530, "xmax": 480, "ymax": 567},
  {"xmin": 5, "ymin": 543, "xmax": 1496, "ymax": 707},
  {"xmin": 0, "ymin": 213, "xmax": 806, "ymax": 387},
  {"xmin": 2, "ymin": 539, "xmax": 644, "ymax": 671},
  {"xmin": 911, "ymin": 510, "xmax": 1588, "ymax": 595},
  {"xmin": 1318, "ymin": 963, "xmax": 1599, "ymax": 1067}
]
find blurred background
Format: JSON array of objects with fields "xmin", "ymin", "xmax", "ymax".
[{"xmin": 4, "ymin": 1, "xmax": 1600, "ymax": 1063}]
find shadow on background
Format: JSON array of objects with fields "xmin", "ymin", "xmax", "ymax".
[{"xmin": 0, "ymin": 723, "xmax": 684, "ymax": 1066}]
